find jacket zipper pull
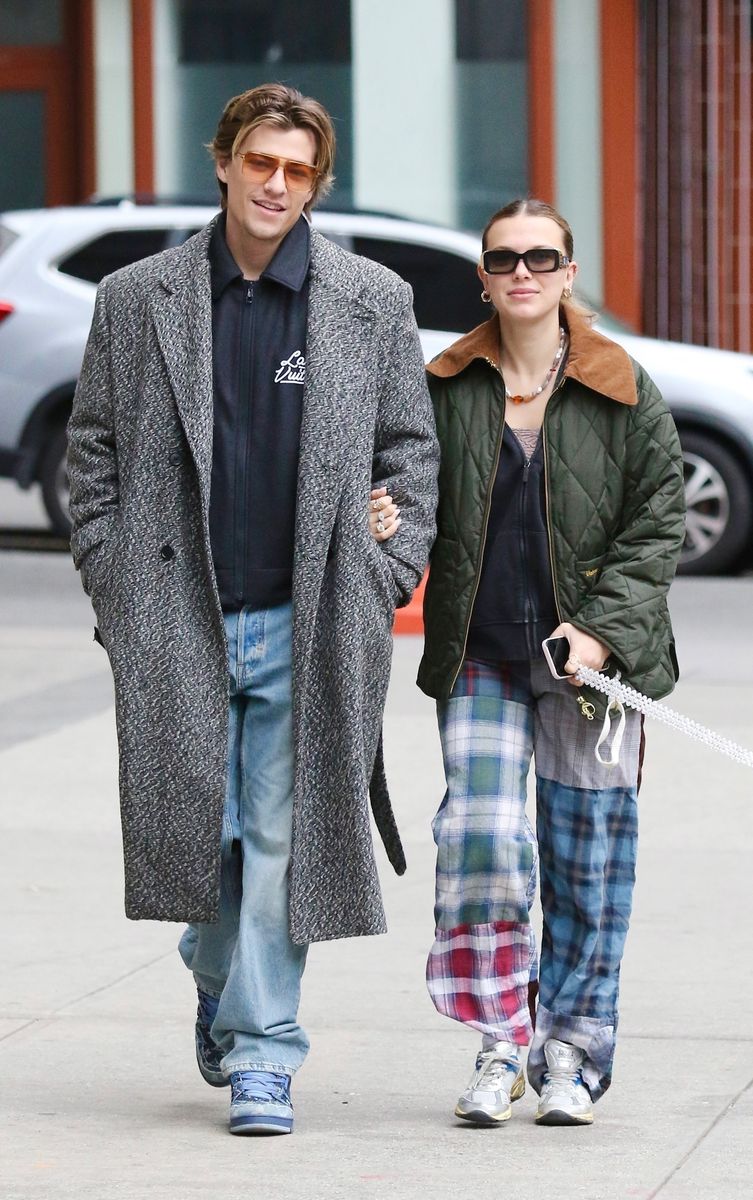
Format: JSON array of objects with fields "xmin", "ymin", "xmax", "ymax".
[{"xmin": 245, "ymin": 282, "xmax": 254, "ymax": 304}]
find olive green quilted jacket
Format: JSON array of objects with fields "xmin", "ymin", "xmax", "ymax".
[{"xmin": 417, "ymin": 310, "xmax": 686, "ymax": 708}]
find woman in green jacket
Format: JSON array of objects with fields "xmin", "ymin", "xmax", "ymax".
[{"xmin": 375, "ymin": 198, "xmax": 685, "ymax": 1128}]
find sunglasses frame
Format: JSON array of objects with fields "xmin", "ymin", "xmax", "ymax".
[
  {"xmin": 235, "ymin": 150, "xmax": 320, "ymax": 193},
  {"xmin": 482, "ymin": 247, "xmax": 570, "ymax": 275}
]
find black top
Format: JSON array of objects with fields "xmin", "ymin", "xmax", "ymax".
[
  {"xmin": 208, "ymin": 214, "xmax": 311, "ymax": 611},
  {"xmin": 466, "ymin": 423, "xmax": 559, "ymax": 662}
]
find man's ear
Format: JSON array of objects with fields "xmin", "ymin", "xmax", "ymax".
[{"xmin": 216, "ymin": 158, "xmax": 229, "ymax": 185}]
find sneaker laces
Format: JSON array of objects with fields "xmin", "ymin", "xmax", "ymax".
[
  {"xmin": 196, "ymin": 991, "xmax": 221, "ymax": 1062},
  {"xmin": 197, "ymin": 990, "xmax": 219, "ymax": 1033},
  {"xmin": 541, "ymin": 1063, "xmax": 586, "ymax": 1101},
  {"xmin": 231, "ymin": 1071, "xmax": 290, "ymax": 1104},
  {"xmin": 473, "ymin": 1051, "xmax": 519, "ymax": 1091}
]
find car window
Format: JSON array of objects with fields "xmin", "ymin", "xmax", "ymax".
[
  {"xmin": 352, "ymin": 236, "xmax": 487, "ymax": 333},
  {"xmin": 57, "ymin": 229, "xmax": 172, "ymax": 284}
]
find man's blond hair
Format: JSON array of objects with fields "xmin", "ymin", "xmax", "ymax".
[{"xmin": 209, "ymin": 83, "xmax": 335, "ymax": 212}]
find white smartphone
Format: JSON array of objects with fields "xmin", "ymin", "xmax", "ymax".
[{"xmin": 541, "ymin": 635, "xmax": 572, "ymax": 679}]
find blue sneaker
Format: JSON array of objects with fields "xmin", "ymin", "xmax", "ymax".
[
  {"xmin": 229, "ymin": 1071, "xmax": 294, "ymax": 1135},
  {"xmin": 195, "ymin": 989, "xmax": 228, "ymax": 1088}
]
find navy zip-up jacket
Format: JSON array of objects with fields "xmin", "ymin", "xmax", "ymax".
[
  {"xmin": 208, "ymin": 213, "xmax": 310, "ymax": 611},
  {"xmin": 466, "ymin": 423, "xmax": 558, "ymax": 662}
]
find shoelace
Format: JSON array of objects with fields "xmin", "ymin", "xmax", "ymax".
[
  {"xmin": 541, "ymin": 1065, "xmax": 585, "ymax": 1100},
  {"xmin": 232, "ymin": 1071, "xmax": 290, "ymax": 1104},
  {"xmin": 474, "ymin": 1053, "xmax": 518, "ymax": 1090},
  {"xmin": 197, "ymin": 991, "xmax": 219, "ymax": 1027},
  {"xmin": 196, "ymin": 993, "xmax": 221, "ymax": 1055}
]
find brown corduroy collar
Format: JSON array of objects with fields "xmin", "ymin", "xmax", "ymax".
[{"xmin": 426, "ymin": 308, "xmax": 638, "ymax": 407}]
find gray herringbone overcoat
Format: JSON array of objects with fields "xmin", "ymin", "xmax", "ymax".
[{"xmin": 67, "ymin": 221, "xmax": 438, "ymax": 942}]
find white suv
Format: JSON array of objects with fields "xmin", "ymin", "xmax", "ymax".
[{"xmin": 2, "ymin": 200, "xmax": 753, "ymax": 574}]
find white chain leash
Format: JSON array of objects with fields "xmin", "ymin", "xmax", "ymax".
[{"xmin": 574, "ymin": 664, "xmax": 753, "ymax": 770}]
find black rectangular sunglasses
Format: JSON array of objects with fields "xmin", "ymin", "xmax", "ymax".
[{"xmin": 482, "ymin": 248, "xmax": 570, "ymax": 274}]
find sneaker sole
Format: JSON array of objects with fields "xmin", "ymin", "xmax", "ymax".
[
  {"xmin": 535, "ymin": 1109, "xmax": 594, "ymax": 1126},
  {"xmin": 455, "ymin": 1105, "xmax": 512, "ymax": 1125},
  {"xmin": 229, "ymin": 1117, "xmax": 293, "ymax": 1136}
]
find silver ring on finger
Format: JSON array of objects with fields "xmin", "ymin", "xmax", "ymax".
[{"xmin": 377, "ymin": 519, "xmax": 385, "ymax": 534}]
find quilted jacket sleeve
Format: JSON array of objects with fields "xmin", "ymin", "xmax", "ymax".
[
  {"xmin": 66, "ymin": 279, "xmax": 120, "ymax": 595},
  {"xmin": 570, "ymin": 365, "xmax": 686, "ymax": 676},
  {"xmin": 371, "ymin": 283, "xmax": 440, "ymax": 605}
]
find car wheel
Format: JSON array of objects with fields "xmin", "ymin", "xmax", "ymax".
[
  {"xmin": 40, "ymin": 424, "xmax": 72, "ymax": 538},
  {"xmin": 677, "ymin": 431, "xmax": 753, "ymax": 575}
]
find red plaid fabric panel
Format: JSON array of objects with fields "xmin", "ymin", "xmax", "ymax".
[{"xmin": 426, "ymin": 919, "xmax": 534, "ymax": 1043}]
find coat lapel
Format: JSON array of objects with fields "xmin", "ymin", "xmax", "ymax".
[
  {"xmin": 297, "ymin": 229, "xmax": 375, "ymax": 486},
  {"xmin": 150, "ymin": 226, "xmax": 215, "ymax": 510},
  {"xmin": 292, "ymin": 232, "xmax": 377, "ymax": 669}
]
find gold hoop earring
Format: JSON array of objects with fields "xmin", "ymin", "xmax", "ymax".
[
  {"xmin": 562, "ymin": 287, "xmax": 572, "ymax": 300},
  {"xmin": 481, "ymin": 289, "xmax": 492, "ymax": 303}
]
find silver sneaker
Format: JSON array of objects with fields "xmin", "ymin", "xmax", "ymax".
[
  {"xmin": 535, "ymin": 1039, "xmax": 594, "ymax": 1126},
  {"xmin": 455, "ymin": 1044, "xmax": 525, "ymax": 1125}
]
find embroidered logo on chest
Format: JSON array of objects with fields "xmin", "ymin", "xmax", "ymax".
[{"xmin": 274, "ymin": 350, "xmax": 305, "ymax": 385}]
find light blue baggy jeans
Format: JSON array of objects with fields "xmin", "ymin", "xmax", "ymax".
[{"xmin": 178, "ymin": 602, "xmax": 309, "ymax": 1076}]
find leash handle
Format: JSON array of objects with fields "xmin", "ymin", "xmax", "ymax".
[
  {"xmin": 595, "ymin": 696, "xmax": 626, "ymax": 767},
  {"xmin": 573, "ymin": 663, "xmax": 753, "ymax": 771}
]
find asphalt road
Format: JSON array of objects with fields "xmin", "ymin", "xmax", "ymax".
[{"xmin": 1, "ymin": 528, "xmax": 753, "ymax": 1199}]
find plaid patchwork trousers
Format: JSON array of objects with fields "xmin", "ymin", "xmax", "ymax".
[{"xmin": 427, "ymin": 658, "xmax": 641, "ymax": 1100}]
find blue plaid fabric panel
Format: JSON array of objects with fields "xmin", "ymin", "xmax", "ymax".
[
  {"xmin": 536, "ymin": 777, "xmax": 638, "ymax": 1022},
  {"xmin": 434, "ymin": 661, "xmax": 538, "ymax": 930}
]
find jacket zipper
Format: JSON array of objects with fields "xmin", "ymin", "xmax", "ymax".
[
  {"xmin": 237, "ymin": 280, "xmax": 255, "ymax": 602},
  {"xmin": 541, "ymin": 379, "xmax": 566, "ymax": 627},
  {"xmin": 448, "ymin": 358, "xmax": 506, "ymax": 694},
  {"xmin": 520, "ymin": 454, "xmax": 537, "ymax": 658}
]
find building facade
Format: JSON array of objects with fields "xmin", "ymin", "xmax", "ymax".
[{"xmin": 1, "ymin": 0, "xmax": 750, "ymax": 349}]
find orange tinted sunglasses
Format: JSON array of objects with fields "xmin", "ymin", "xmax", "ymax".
[{"xmin": 235, "ymin": 150, "xmax": 319, "ymax": 193}]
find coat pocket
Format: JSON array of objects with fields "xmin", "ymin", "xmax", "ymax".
[
  {"xmin": 365, "ymin": 539, "xmax": 400, "ymax": 608},
  {"xmin": 575, "ymin": 552, "xmax": 606, "ymax": 591}
]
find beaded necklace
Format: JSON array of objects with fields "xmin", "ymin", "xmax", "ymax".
[{"xmin": 504, "ymin": 326, "xmax": 566, "ymax": 404}]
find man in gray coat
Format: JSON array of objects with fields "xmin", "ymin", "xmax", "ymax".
[{"xmin": 67, "ymin": 83, "xmax": 438, "ymax": 1136}]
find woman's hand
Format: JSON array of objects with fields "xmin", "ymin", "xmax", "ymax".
[
  {"xmin": 550, "ymin": 621, "xmax": 610, "ymax": 687},
  {"xmin": 369, "ymin": 486, "xmax": 401, "ymax": 542}
]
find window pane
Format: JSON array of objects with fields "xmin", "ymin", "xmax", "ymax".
[
  {"xmin": 0, "ymin": 93, "xmax": 45, "ymax": 210},
  {"xmin": 455, "ymin": 0, "xmax": 528, "ymax": 230},
  {"xmin": 178, "ymin": 0, "xmax": 350, "ymax": 63},
  {"xmin": 0, "ymin": 0, "xmax": 62, "ymax": 45},
  {"xmin": 57, "ymin": 230, "xmax": 171, "ymax": 284},
  {"xmin": 352, "ymin": 237, "xmax": 487, "ymax": 334},
  {"xmin": 456, "ymin": 0, "xmax": 526, "ymax": 60}
]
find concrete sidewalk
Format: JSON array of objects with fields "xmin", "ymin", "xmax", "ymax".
[{"xmin": 1, "ymin": 556, "xmax": 752, "ymax": 1199}]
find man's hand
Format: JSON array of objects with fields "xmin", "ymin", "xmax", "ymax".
[
  {"xmin": 369, "ymin": 486, "xmax": 401, "ymax": 542},
  {"xmin": 550, "ymin": 621, "xmax": 610, "ymax": 686}
]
